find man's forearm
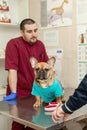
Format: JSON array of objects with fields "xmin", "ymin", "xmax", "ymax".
[{"xmin": 8, "ymin": 69, "xmax": 17, "ymax": 93}]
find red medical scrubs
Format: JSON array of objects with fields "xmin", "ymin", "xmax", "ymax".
[{"xmin": 5, "ymin": 36, "xmax": 48, "ymax": 130}]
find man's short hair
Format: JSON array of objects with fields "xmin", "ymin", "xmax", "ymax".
[{"xmin": 20, "ymin": 18, "xmax": 36, "ymax": 30}]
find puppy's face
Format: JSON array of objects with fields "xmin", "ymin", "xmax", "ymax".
[
  {"xmin": 30, "ymin": 57, "xmax": 56, "ymax": 85},
  {"xmin": 34, "ymin": 62, "xmax": 53, "ymax": 82}
]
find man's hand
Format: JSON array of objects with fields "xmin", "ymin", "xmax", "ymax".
[
  {"xmin": 3, "ymin": 92, "xmax": 17, "ymax": 101},
  {"xmin": 52, "ymin": 105, "xmax": 69, "ymax": 124}
]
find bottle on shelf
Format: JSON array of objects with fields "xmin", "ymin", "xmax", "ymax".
[{"xmin": 79, "ymin": 33, "xmax": 85, "ymax": 44}]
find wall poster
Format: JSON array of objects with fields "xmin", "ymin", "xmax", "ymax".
[
  {"xmin": 43, "ymin": 29, "xmax": 59, "ymax": 46},
  {"xmin": 46, "ymin": 47, "xmax": 63, "ymax": 81},
  {"xmin": 40, "ymin": 0, "xmax": 72, "ymax": 28}
]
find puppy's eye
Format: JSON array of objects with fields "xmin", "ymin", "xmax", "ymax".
[
  {"xmin": 35, "ymin": 68, "xmax": 40, "ymax": 71},
  {"xmin": 44, "ymin": 68, "xmax": 49, "ymax": 71}
]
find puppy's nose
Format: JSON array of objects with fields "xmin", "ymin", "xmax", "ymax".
[{"xmin": 38, "ymin": 70, "xmax": 46, "ymax": 80}]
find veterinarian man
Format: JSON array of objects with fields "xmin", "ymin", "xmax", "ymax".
[
  {"xmin": 3, "ymin": 18, "xmax": 48, "ymax": 130},
  {"xmin": 52, "ymin": 74, "xmax": 87, "ymax": 124}
]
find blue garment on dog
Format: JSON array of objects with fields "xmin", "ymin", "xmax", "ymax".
[{"xmin": 31, "ymin": 78, "xmax": 63, "ymax": 103}]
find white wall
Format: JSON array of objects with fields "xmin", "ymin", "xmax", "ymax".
[{"xmin": 29, "ymin": 0, "xmax": 78, "ymax": 88}]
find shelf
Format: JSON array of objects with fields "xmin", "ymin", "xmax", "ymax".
[
  {"xmin": 78, "ymin": 43, "xmax": 87, "ymax": 46},
  {"xmin": 79, "ymin": 61, "xmax": 87, "ymax": 63},
  {"xmin": 0, "ymin": 22, "xmax": 19, "ymax": 27},
  {"xmin": 0, "ymin": 57, "xmax": 5, "ymax": 60}
]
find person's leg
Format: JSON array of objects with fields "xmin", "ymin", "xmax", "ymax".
[{"xmin": 11, "ymin": 121, "xmax": 24, "ymax": 130}]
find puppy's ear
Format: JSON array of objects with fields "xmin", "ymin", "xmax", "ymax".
[
  {"xmin": 47, "ymin": 57, "xmax": 56, "ymax": 67},
  {"xmin": 30, "ymin": 57, "xmax": 38, "ymax": 68}
]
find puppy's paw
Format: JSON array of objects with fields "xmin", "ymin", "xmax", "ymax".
[
  {"xmin": 56, "ymin": 97, "xmax": 62, "ymax": 105},
  {"xmin": 33, "ymin": 101, "xmax": 42, "ymax": 107}
]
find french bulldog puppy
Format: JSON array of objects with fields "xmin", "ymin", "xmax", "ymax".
[{"xmin": 30, "ymin": 56, "xmax": 64, "ymax": 107}]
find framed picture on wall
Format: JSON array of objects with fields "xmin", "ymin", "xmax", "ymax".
[
  {"xmin": 43, "ymin": 29, "xmax": 59, "ymax": 46},
  {"xmin": 40, "ymin": 0, "xmax": 72, "ymax": 28}
]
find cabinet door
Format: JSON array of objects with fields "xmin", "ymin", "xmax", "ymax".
[{"xmin": 0, "ymin": 116, "xmax": 12, "ymax": 130}]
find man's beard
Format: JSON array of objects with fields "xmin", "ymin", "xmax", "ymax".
[{"xmin": 29, "ymin": 37, "xmax": 37, "ymax": 45}]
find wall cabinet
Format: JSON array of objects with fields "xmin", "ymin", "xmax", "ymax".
[
  {"xmin": 8, "ymin": 0, "xmax": 29, "ymax": 24},
  {"xmin": 0, "ymin": 0, "xmax": 29, "ymax": 24},
  {"xmin": 0, "ymin": 116, "xmax": 12, "ymax": 130},
  {"xmin": 78, "ymin": 43, "xmax": 87, "ymax": 83},
  {"xmin": 0, "ymin": 0, "xmax": 29, "ymax": 59},
  {"xmin": 0, "ymin": 0, "xmax": 30, "ymax": 94}
]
